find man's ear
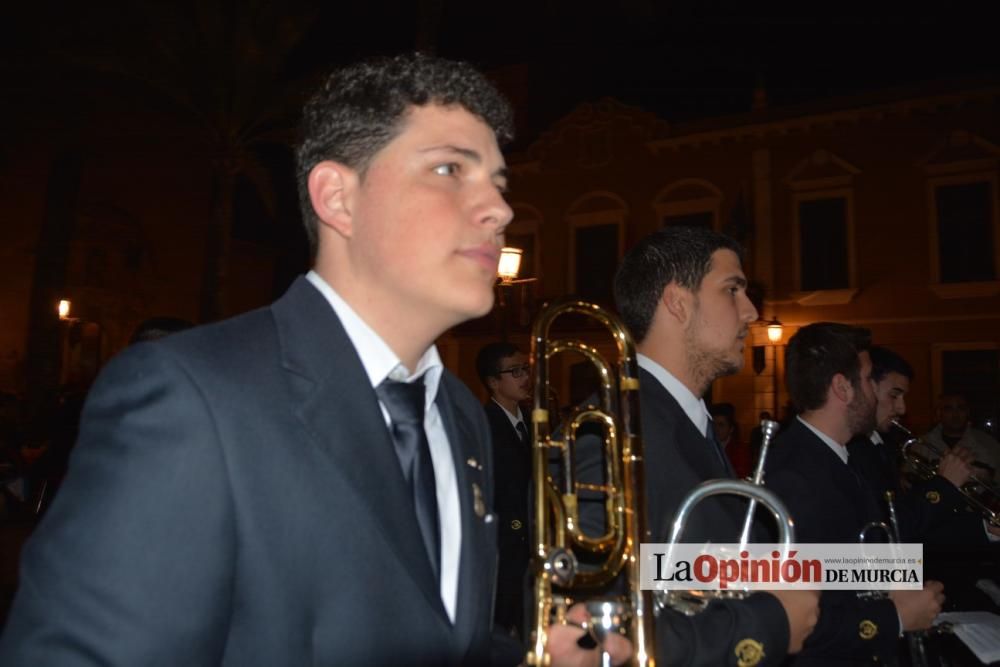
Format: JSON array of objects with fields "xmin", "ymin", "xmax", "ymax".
[
  {"xmin": 831, "ymin": 373, "xmax": 853, "ymax": 404},
  {"xmin": 662, "ymin": 282, "xmax": 692, "ymax": 324},
  {"xmin": 486, "ymin": 376, "xmax": 499, "ymax": 394},
  {"xmin": 307, "ymin": 160, "xmax": 357, "ymax": 239}
]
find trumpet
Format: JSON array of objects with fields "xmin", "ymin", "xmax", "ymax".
[
  {"xmin": 527, "ymin": 298, "xmax": 654, "ymax": 667},
  {"xmin": 891, "ymin": 420, "xmax": 1000, "ymax": 528},
  {"xmin": 658, "ymin": 419, "xmax": 797, "ymax": 616}
]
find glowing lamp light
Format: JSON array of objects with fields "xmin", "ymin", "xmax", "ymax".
[
  {"xmin": 497, "ymin": 247, "xmax": 523, "ymax": 284},
  {"xmin": 766, "ymin": 317, "xmax": 784, "ymax": 344},
  {"xmin": 58, "ymin": 300, "xmax": 71, "ymax": 320}
]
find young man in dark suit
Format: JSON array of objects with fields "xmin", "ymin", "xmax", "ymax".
[
  {"xmin": 612, "ymin": 226, "xmax": 818, "ymax": 665},
  {"xmin": 0, "ymin": 54, "xmax": 626, "ymax": 667},
  {"xmin": 572, "ymin": 226, "xmax": 819, "ymax": 665},
  {"xmin": 476, "ymin": 341, "xmax": 532, "ymax": 639},
  {"xmin": 766, "ymin": 323, "xmax": 945, "ymax": 665}
]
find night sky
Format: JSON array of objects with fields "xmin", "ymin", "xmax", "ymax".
[
  {"xmin": 4, "ymin": 1, "xmax": 998, "ymax": 150},
  {"xmin": 3, "ymin": 1, "xmax": 995, "ymax": 289}
]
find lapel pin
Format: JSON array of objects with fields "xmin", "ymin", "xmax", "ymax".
[{"xmin": 472, "ymin": 482, "xmax": 486, "ymax": 518}]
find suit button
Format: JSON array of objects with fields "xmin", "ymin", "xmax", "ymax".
[{"xmin": 511, "ymin": 519, "xmax": 523, "ymax": 530}]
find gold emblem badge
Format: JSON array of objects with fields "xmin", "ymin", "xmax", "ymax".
[
  {"xmin": 925, "ymin": 491, "xmax": 941, "ymax": 504},
  {"xmin": 859, "ymin": 620, "xmax": 878, "ymax": 640},
  {"xmin": 511, "ymin": 519, "xmax": 523, "ymax": 530},
  {"xmin": 466, "ymin": 457, "xmax": 482, "ymax": 470},
  {"xmin": 472, "ymin": 482, "xmax": 486, "ymax": 518},
  {"xmin": 734, "ymin": 638, "xmax": 764, "ymax": 667}
]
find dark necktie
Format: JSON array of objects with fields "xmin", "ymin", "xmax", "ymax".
[
  {"xmin": 847, "ymin": 453, "xmax": 885, "ymax": 528},
  {"xmin": 516, "ymin": 420, "xmax": 529, "ymax": 445},
  {"xmin": 705, "ymin": 421, "xmax": 733, "ymax": 476},
  {"xmin": 377, "ymin": 377, "xmax": 440, "ymax": 581}
]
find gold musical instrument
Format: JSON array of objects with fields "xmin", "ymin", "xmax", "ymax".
[
  {"xmin": 527, "ymin": 298, "xmax": 654, "ymax": 667},
  {"xmin": 892, "ymin": 420, "xmax": 1000, "ymax": 528}
]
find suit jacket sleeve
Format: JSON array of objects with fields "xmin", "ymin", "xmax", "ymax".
[
  {"xmin": 0, "ymin": 345, "xmax": 236, "ymax": 666},
  {"xmin": 900, "ymin": 476, "xmax": 988, "ymax": 544},
  {"xmin": 798, "ymin": 593, "xmax": 900, "ymax": 662},
  {"xmin": 655, "ymin": 593, "xmax": 789, "ymax": 666}
]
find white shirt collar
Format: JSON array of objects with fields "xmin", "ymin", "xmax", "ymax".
[
  {"xmin": 306, "ymin": 271, "xmax": 442, "ymax": 406},
  {"xmin": 870, "ymin": 430, "xmax": 884, "ymax": 445},
  {"xmin": 798, "ymin": 416, "xmax": 849, "ymax": 464},
  {"xmin": 491, "ymin": 398, "xmax": 524, "ymax": 430},
  {"xmin": 637, "ymin": 353, "xmax": 712, "ymax": 437}
]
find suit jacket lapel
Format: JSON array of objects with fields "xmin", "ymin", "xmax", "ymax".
[
  {"xmin": 436, "ymin": 376, "xmax": 491, "ymax": 651},
  {"xmin": 641, "ymin": 369, "xmax": 730, "ymax": 480},
  {"xmin": 794, "ymin": 421, "xmax": 874, "ymax": 532},
  {"xmin": 273, "ymin": 277, "xmax": 448, "ymax": 622}
]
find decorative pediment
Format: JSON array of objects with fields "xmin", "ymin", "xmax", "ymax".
[
  {"xmin": 784, "ymin": 150, "xmax": 861, "ymax": 190},
  {"xmin": 521, "ymin": 97, "xmax": 669, "ymax": 170},
  {"xmin": 920, "ymin": 130, "xmax": 1000, "ymax": 173}
]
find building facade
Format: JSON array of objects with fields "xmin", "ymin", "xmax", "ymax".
[{"xmin": 445, "ymin": 79, "xmax": 1000, "ymax": 439}]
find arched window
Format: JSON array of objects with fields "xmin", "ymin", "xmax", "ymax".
[
  {"xmin": 566, "ymin": 192, "xmax": 627, "ymax": 305},
  {"xmin": 653, "ymin": 179, "xmax": 722, "ymax": 229}
]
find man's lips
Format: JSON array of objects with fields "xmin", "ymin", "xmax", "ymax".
[{"xmin": 458, "ymin": 244, "xmax": 500, "ymax": 272}]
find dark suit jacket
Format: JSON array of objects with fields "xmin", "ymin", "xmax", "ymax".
[
  {"xmin": 846, "ymin": 433, "xmax": 986, "ymax": 545},
  {"xmin": 767, "ymin": 419, "xmax": 900, "ymax": 665},
  {"xmin": 577, "ymin": 367, "xmax": 791, "ymax": 666},
  {"xmin": 0, "ymin": 277, "xmax": 503, "ymax": 666},
  {"xmin": 484, "ymin": 399, "xmax": 531, "ymax": 635}
]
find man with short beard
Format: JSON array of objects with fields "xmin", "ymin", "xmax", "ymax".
[
  {"xmin": 767, "ymin": 323, "xmax": 945, "ymax": 665},
  {"xmin": 577, "ymin": 226, "xmax": 820, "ymax": 665},
  {"xmin": 846, "ymin": 346, "xmax": 998, "ymax": 544}
]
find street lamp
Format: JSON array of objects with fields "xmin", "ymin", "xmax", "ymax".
[
  {"xmin": 496, "ymin": 246, "xmax": 537, "ymax": 339},
  {"xmin": 765, "ymin": 317, "xmax": 784, "ymax": 418},
  {"xmin": 498, "ymin": 247, "xmax": 524, "ymax": 285},
  {"xmin": 766, "ymin": 317, "xmax": 783, "ymax": 344}
]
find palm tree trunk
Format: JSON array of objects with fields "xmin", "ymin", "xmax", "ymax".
[
  {"xmin": 199, "ymin": 166, "xmax": 235, "ymax": 323},
  {"xmin": 24, "ymin": 150, "xmax": 84, "ymax": 418}
]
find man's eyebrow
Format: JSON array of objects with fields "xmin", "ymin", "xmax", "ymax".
[
  {"xmin": 422, "ymin": 144, "xmax": 482, "ymax": 162},
  {"xmin": 723, "ymin": 275, "xmax": 748, "ymax": 288}
]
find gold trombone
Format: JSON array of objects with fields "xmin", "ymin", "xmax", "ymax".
[
  {"xmin": 527, "ymin": 298, "xmax": 654, "ymax": 667},
  {"xmin": 891, "ymin": 420, "xmax": 1000, "ymax": 528}
]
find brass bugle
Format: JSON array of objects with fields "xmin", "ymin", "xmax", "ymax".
[{"xmin": 738, "ymin": 419, "xmax": 781, "ymax": 547}]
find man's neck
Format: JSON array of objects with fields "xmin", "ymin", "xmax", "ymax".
[
  {"xmin": 314, "ymin": 265, "xmax": 442, "ymax": 372},
  {"xmin": 637, "ymin": 341, "xmax": 705, "ymax": 397},
  {"xmin": 492, "ymin": 396, "xmax": 520, "ymax": 416},
  {"xmin": 799, "ymin": 409, "xmax": 852, "ymax": 446},
  {"xmin": 942, "ymin": 425, "xmax": 967, "ymax": 439}
]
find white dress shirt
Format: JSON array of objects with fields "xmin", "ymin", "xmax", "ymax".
[
  {"xmin": 637, "ymin": 354, "xmax": 713, "ymax": 437},
  {"xmin": 306, "ymin": 271, "xmax": 461, "ymax": 622},
  {"xmin": 492, "ymin": 398, "xmax": 525, "ymax": 433},
  {"xmin": 799, "ymin": 416, "xmax": 849, "ymax": 464}
]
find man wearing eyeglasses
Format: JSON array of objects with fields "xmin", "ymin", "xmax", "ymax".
[{"xmin": 476, "ymin": 341, "xmax": 532, "ymax": 640}]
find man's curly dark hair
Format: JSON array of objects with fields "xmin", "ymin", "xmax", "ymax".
[{"xmin": 295, "ymin": 53, "xmax": 515, "ymax": 254}]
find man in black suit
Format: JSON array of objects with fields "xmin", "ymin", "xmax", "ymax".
[
  {"xmin": 0, "ymin": 54, "xmax": 626, "ymax": 667},
  {"xmin": 766, "ymin": 323, "xmax": 945, "ymax": 665},
  {"xmin": 476, "ymin": 341, "xmax": 532, "ymax": 639},
  {"xmin": 847, "ymin": 346, "xmax": 996, "ymax": 544},
  {"xmin": 574, "ymin": 226, "xmax": 819, "ymax": 666}
]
